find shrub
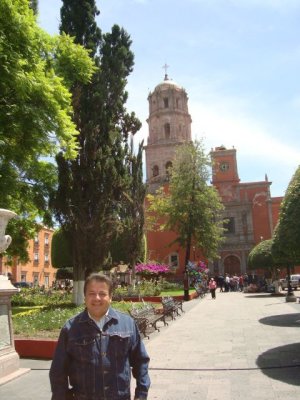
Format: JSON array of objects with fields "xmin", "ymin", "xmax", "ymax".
[{"xmin": 11, "ymin": 288, "xmax": 72, "ymax": 307}]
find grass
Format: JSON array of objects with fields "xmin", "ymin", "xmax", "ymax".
[
  {"xmin": 160, "ymin": 288, "xmax": 195, "ymax": 296},
  {"xmin": 12, "ymin": 301, "xmax": 137, "ymax": 339}
]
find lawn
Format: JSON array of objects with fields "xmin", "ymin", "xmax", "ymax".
[{"xmin": 12, "ymin": 301, "xmax": 133, "ymax": 338}]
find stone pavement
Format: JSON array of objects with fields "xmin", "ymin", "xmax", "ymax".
[{"xmin": 1, "ymin": 290, "xmax": 300, "ymax": 399}]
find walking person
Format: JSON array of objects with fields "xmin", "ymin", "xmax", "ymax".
[
  {"xmin": 50, "ymin": 273, "xmax": 150, "ymax": 400},
  {"xmin": 209, "ymin": 277, "xmax": 217, "ymax": 299},
  {"xmin": 217, "ymin": 275, "xmax": 224, "ymax": 292}
]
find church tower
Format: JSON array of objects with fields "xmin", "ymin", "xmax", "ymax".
[
  {"xmin": 144, "ymin": 72, "xmax": 192, "ymax": 192},
  {"xmin": 210, "ymin": 146, "xmax": 240, "ymax": 202}
]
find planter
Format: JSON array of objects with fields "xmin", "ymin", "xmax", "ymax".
[{"xmin": 14, "ymin": 339, "xmax": 57, "ymax": 359}]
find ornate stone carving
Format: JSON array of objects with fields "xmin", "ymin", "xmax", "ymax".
[{"xmin": 0, "ymin": 209, "xmax": 17, "ymax": 253}]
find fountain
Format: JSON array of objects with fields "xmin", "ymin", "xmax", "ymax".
[{"xmin": 0, "ymin": 209, "xmax": 30, "ymax": 385}]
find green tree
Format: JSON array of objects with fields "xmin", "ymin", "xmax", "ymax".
[
  {"xmin": 147, "ymin": 140, "xmax": 225, "ymax": 295},
  {"xmin": 119, "ymin": 139, "xmax": 146, "ymax": 280},
  {"xmin": 0, "ymin": 0, "xmax": 95, "ymax": 260},
  {"xmin": 51, "ymin": 1, "xmax": 142, "ymax": 303},
  {"xmin": 51, "ymin": 229, "xmax": 73, "ymax": 269},
  {"xmin": 248, "ymin": 239, "xmax": 275, "ymax": 272},
  {"xmin": 272, "ymin": 165, "xmax": 300, "ymax": 297},
  {"xmin": 248, "ymin": 239, "xmax": 281, "ymax": 292}
]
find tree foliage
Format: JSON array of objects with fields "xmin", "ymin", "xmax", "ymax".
[
  {"xmin": 248, "ymin": 239, "xmax": 276, "ymax": 270},
  {"xmin": 0, "ymin": 0, "xmax": 95, "ymax": 259},
  {"xmin": 147, "ymin": 140, "xmax": 225, "ymax": 264},
  {"xmin": 51, "ymin": 0, "xmax": 143, "ymax": 285},
  {"xmin": 118, "ymin": 139, "xmax": 146, "ymax": 275},
  {"xmin": 272, "ymin": 166, "xmax": 300, "ymax": 266},
  {"xmin": 51, "ymin": 228, "xmax": 73, "ymax": 269}
]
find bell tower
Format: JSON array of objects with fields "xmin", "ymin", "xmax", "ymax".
[
  {"xmin": 144, "ymin": 72, "xmax": 192, "ymax": 192},
  {"xmin": 210, "ymin": 146, "xmax": 240, "ymax": 202}
]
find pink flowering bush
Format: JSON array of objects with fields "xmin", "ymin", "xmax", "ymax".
[{"xmin": 135, "ymin": 262, "xmax": 171, "ymax": 276}]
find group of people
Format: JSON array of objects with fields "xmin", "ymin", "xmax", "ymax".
[
  {"xmin": 207, "ymin": 273, "xmax": 251, "ymax": 299},
  {"xmin": 214, "ymin": 273, "xmax": 248, "ymax": 293}
]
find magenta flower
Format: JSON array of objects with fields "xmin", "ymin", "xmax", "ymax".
[{"xmin": 135, "ymin": 262, "xmax": 170, "ymax": 275}]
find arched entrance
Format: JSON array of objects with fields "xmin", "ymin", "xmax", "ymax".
[{"xmin": 224, "ymin": 255, "xmax": 241, "ymax": 276}]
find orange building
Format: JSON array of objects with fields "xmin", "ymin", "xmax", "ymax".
[
  {"xmin": 0, "ymin": 226, "xmax": 57, "ymax": 287},
  {"xmin": 210, "ymin": 145, "xmax": 282, "ymax": 275},
  {"xmin": 144, "ymin": 75, "xmax": 283, "ymax": 277}
]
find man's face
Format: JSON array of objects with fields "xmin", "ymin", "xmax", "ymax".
[{"xmin": 84, "ymin": 280, "xmax": 112, "ymax": 321}]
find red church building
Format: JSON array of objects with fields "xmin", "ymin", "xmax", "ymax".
[{"xmin": 144, "ymin": 74, "xmax": 283, "ymax": 277}]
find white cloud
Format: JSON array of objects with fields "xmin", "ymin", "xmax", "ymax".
[{"xmin": 190, "ymin": 100, "xmax": 300, "ymax": 168}]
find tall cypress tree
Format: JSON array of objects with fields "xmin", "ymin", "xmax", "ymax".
[{"xmin": 51, "ymin": 0, "xmax": 142, "ymax": 303}]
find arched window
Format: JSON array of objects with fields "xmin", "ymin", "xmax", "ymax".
[
  {"xmin": 163, "ymin": 97, "xmax": 169, "ymax": 108},
  {"xmin": 165, "ymin": 161, "xmax": 172, "ymax": 179},
  {"xmin": 152, "ymin": 165, "xmax": 159, "ymax": 177},
  {"xmin": 169, "ymin": 253, "xmax": 179, "ymax": 271},
  {"xmin": 164, "ymin": 123, "xmax": 170, "ymax": 139}
]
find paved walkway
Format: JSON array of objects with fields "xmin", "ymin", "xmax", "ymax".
[{"xmin": 1, "ymin": 291, "xmax": 300, "ymax": 399}]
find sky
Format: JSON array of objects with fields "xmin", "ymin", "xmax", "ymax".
[{"xmin": 38, "ymin": 0, "xmax": 300, "ymax": 197}]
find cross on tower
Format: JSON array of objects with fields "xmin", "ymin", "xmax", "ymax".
[{"xmin": 162, "ymin": 63, "xmax": 169, "ymax": 80}]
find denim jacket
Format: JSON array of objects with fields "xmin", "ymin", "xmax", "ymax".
[{"xmin": 49, "ymin": 307, "xmax": 150, "ymax": 400}]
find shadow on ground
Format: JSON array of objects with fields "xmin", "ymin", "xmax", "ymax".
[
  {"xmin": 244, "ymin": 294, "xmax": 274, "ymax": 298},
  {"xmin": 256, "ymin": 343, "xmax": 300, "ymax": 386},
  {"xmin": 259, "ymin": 313, "xmax": 300, "ymax": 327}
]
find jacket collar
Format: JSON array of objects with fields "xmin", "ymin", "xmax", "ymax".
[{"xmin": 79, "ymin": 307, "xmax": 119, "ymax": 324}]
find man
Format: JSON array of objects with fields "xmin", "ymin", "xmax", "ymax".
[{"xmin": 50, "ymin": 273, "xmax": 150, "ymax": 400}]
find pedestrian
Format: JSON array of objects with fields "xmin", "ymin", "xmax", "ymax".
[
  {"xmin": 224, "ymin": 273, "xmax": 230, "ymax": 292},
  {"xmin": 217, "ymin": 275, "xmax": 224, "ymax": 292},
  {"xmin": 208, "ymin": 277, "xmax": 217, "ymax": 299},
  {"xmin": 49, "ymin": 273, "xmax": 150, "ymax": 400},
  {"xmin": 239, "ymin": 274, "xmax": 244, "ymax": 292}
]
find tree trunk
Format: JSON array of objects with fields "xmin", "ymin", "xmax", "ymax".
[{"xmin": 183, "ymin": 235, "xmax": 192, "ymax": 301}]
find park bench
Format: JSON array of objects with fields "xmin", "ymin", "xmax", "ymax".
[
  {"xmin": 129, "ymin": 301, "xmax": 168, "ymax": 339},
  {"xmin": 161, "ymin": 296, "xmax": 184, "ymax": 320}
]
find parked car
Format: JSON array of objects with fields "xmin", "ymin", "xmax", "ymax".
[
  {"xmin": 280, "ymin": 274, "xmax": 300, "ymax": 290},
  {"xmin": 13, "ymin": 281, "xmax": 32, "ymax": 289}
]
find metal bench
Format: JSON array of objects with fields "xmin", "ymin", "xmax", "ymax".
[
  {"xmin": 161, "ymin": 296, "xmax": 184, "ymax": 320},
  {"xmin": 129, "ymin": 301, "xmax": 168, "ymax": 338}
]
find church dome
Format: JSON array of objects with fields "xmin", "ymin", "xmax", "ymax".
[{"xmin": 154, "ymin": 74, "xmax": 183, "ymax": 91}]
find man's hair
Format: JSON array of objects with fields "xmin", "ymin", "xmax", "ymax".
[{"xmin": 84, "ymin": 273, "xmax": 113, "ymax": 296}]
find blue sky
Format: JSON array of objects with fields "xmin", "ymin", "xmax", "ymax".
[{"xmin": 38, "ymin": 0, "xmax": 300, "ymax": 197}]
